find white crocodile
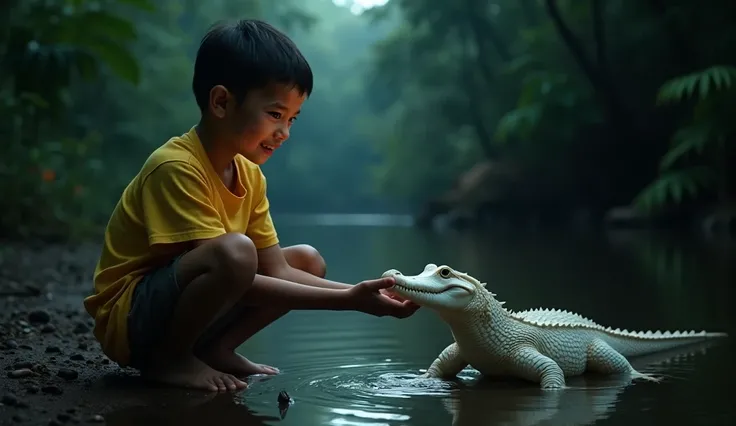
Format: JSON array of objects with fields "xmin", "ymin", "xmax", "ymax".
[{"xmin": 382, "ymin": 264, "xmax": 728, "ymax": 390}]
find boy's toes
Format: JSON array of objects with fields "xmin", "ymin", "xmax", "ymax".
[
  {"xmin": 222, "ymin": 374, "xmax": 247, "ymax": 390},
  {"xmin": 203, "ymin": 378, "xmax": 219, "ymax": 392},
  {"xmin": 211, "ymin": 377, "xmax": 224, "ymax": 392}
]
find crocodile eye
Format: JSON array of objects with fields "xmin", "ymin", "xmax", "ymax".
[{"xmin": 439, "ymin": 268, "xmax": 451, "ymax": 278}]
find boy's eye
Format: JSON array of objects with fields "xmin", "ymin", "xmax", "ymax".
[{"xmin": 268, "ymin": 111, "xmax": 281, "ymax": 119}]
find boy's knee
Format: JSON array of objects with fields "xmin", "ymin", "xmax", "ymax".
[
  {"xmin": 290, "ymin": 244, "xmax": 326, "ymax": 278},
  {"xmin": 211, "ymin": 233, "xmax": 258, "ymax": 289}
]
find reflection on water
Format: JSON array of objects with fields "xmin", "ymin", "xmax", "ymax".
[
  {"xmin": 105, "ymin": 392, "xmax": 278, "ymax": 425},
  {"xmin": 104, "ymin": 215, "xmax": 734, "ymax": 426}
]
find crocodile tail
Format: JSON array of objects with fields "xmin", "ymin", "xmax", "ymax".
[{"xmin": 601, "ymin": 330, "xmax": 728, "ymax": 357}]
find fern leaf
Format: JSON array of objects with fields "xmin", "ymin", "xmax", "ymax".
[
  {"xmin": 699, "ymin": 71, "xmax": 710, "ymax": 99},
  {"xmin": 656, "ymin": 65, "xmax": 736, "ymax": 105},
  {"xmin": 709, "ymin": 67, "xmax": 724, "ymax": 90},
  {"xmin": 633, "ymin": 166, "xmax": 716, "ymax": 212},
  {"xmin": 659, "ymin": 123, "xmax": 714, "ymax": 171}
]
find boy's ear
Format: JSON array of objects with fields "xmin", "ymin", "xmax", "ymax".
[{"xmin": 209, "ymin": 85, "xmax": 230, "ymax": 118}]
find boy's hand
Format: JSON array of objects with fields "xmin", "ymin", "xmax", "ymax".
[{"xmin": 348, "ymin": 277, "xmax": 420, "ymax": 318}]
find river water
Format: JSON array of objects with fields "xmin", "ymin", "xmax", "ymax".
[{"xmin": 119, "ymin": 215, "xmax": 736, "ymax": 426}]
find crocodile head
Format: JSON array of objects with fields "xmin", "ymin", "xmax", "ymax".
[{"xmin": 382, "ymin": 264, "xmax": 484, "ymax": 311}]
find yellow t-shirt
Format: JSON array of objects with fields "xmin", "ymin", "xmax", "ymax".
[{"xmin": 83, "ymin": 126, "xmax": 279, "ymax": 366}]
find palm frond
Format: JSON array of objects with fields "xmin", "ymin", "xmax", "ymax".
[
  {"xmin": 633, "ymin": 166, "xmax": 717, "ymax": 212},
  {"xmin": 659, "ymin": 122, "xmax": 718, "ymax": 171},
  {"xmin": 657, "ymin": 66, "xmax": 736, "ymax": 105}
]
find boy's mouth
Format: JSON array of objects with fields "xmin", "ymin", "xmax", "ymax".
[{"xmin": 260, "ymin": 143, "xmax": 275, "ymax": 153}]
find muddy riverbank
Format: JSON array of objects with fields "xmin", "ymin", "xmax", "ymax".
[{"xmin": 0, "ymin": 242, "xmax": 270, "ymax": 426}]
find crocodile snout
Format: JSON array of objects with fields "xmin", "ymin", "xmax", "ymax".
[{"xmin": 382, "ymin": 269, "xmax": 403, "ymax": 278}]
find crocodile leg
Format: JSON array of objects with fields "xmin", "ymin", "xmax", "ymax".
[
  {"xmin": 422, "ymin": 342, "xmax": 468, "ymax": 378},
  {"xmin": 513, "ymin": 347, "xmax": 566, "ymax": 389},
  {"xmin": 586, "ymin": 339, "xmax": 662, "ymax": 383}
]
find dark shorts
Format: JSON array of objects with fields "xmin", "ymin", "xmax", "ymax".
[
  {"xmin": 126, "ymin": 252, "xmax": 248, "ymax": 370},
  {"xmin": 126, "ymin": 253, "xmax": 187, "ymax": 370}
]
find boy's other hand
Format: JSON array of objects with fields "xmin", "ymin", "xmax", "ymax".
[{"xmin": 348, "ymin": 277, "xmax": 420, "ymax": 319}]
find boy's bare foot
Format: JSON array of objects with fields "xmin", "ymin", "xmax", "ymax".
[
  {"xmin": 199, "ymin": 347, "xmax": 280, "ymax": 377},
  {"xmin": 141, "ymin": 353, "xmax": 248, "ymax": 392}
]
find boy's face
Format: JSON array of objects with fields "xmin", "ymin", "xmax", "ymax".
[{"xmin": 210, "ymin": 82, "xmax": 307, "ymax": 165}]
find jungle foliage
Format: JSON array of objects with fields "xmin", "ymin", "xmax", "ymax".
[{"xmin": 2, "ymin": 0, "xmax": 734, "ymax": 239}]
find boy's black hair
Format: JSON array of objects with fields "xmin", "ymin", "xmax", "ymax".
[{"xmin": 192, "ymin": 19, "xmax": 313, "ymax": 112}]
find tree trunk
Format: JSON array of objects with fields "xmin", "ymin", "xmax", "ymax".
[
  {"xmin": 544, "ymin": 0, "xmax": 633, "ymax": 135},
  {"xmin": 459, "ymin": 33, "xmax": 498, "ymax": 159},
  {"xmin": 463, "ymin": 0, "xmax": 511, "ymax": 62}
]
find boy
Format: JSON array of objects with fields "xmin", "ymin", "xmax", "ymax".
[{"xmin": 83, "ymin": 19, "xmax": 419, "ymax": 393}]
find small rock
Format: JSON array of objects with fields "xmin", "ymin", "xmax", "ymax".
[
  {"xmin": 88, "ymin": 415, "xmax": 104, "ymax": 423},
  {"xmin": 70, "ymin": 354, "xmax": 84, "ymax": 361},
  {"xmin": 25, "ymin": 386, "xmax": 39, "ymax": 394},
  {"xmin": 278, "ymin": 390, "xmax": 291, "ymax": 404},
  {"xmin": 57, "ymin": 368, "xmax": 78, "ymax": 381},
  {"xmin": 41, "ymin": 385, "xmax": 63, "ymax": 395},
  {"xmin": 32, "ymin": 363, "xmax": 49, "ymax": 375},
  {"xmin": 8, "ymin": 369, "xmax": 34, "ymax": 378},
  {"xmin": 2, "ymin": 393, "xmax": 29, "ymax": 408},
  {"xmin": 77, "ymin": 342, "xmax": 88, "ymax": 350},
  {"xmin": 2, "ymin": 394, "xmax": 19, "ymax": 406},
  {"xmin": 19, "ymin": 344, "xmax": 32, "ymax": 350},
  {"xmin": 41, "ymin": 324, "xmax": 56, "ymax": 333},
  {"xmin": 46, "ymin": 346, "xmax": 61, "ymax": 353},
  {"xmin": 13, "ymin": 361, "xmax": 33, "ymax": 370},
  {"xmin": 4, "ymin": 340, "xmax": 19, "ymax": 350},
  {"xmin": 28, "ymin": 310, "xmax": 51, "ymax": 324},
  {"xmin": 72, "ymin": 323, "xmax": 89, "ymax": 334}
]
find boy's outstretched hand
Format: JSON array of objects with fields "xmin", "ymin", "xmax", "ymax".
[{"xmin": 348, "ymin": 277, "xmax": 420, "ymax": 319}]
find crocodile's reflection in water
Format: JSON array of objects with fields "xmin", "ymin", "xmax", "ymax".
[{"xmin": 441, "ymin": 341, "xmax": 719, "ymax": 426}]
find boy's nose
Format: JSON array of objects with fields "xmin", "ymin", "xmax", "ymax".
[{"xmin": 275, "ymin": 124, "xmax": 290, "ymax": 141}]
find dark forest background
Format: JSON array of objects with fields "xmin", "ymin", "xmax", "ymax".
[{"xmin": 2, "ymin": 0, "xmax": 735, "ymax": 240}]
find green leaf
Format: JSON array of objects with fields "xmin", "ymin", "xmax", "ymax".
[
  {"xmin": 659, "ymin": 123, "xmax": 714, "ymax": 171},
  {"xmin": 77, "ymin": 11, "xmax": 138, "ymax": 41},
  {"xmin": 18, "ymin": 92, "xmax": 50, "ymax": 108},
  {"xmin": 83, "ymin": 39, "xmax": 140, "ymax": 84},
  {"xmin": 73, "ymin": 51, "xmax": 100, "ymax": 81},
  {"xmin": 633, "ymin": 166, "xmax": 717, "ymax": 212},
  {"xmin": 657, "ymin": 65, "xmax": 736, "ymax": 105},
  {"xmin": 495, "ymin": 105, "xmax": 542, "ymax": 143}
]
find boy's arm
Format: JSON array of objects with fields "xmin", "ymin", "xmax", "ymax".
[
  {"xmin": 141, "ymin": 163, "xmax": 413, "ymax": 316},
  {"xmin": 256, "ymin": 244, "xmax": 352, "ymax": 289}
]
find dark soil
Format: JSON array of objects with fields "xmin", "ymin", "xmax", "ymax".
[{"xmin": 0, "ymin": 242, "xmax": 275, "ymax": 426}]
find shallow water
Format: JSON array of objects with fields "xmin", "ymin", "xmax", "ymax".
[{"xmin": 113, "ymin": 216, "xmax": 736, "ymax": 426}]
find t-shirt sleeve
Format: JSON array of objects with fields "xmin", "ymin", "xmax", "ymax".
[
  {"xmin": 140, "ymin": 160, "xmax": 226, "ymax": 246},
  {"xmin": 245, "ymin": 169, "xmax": 279, "ymax": 249}
]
